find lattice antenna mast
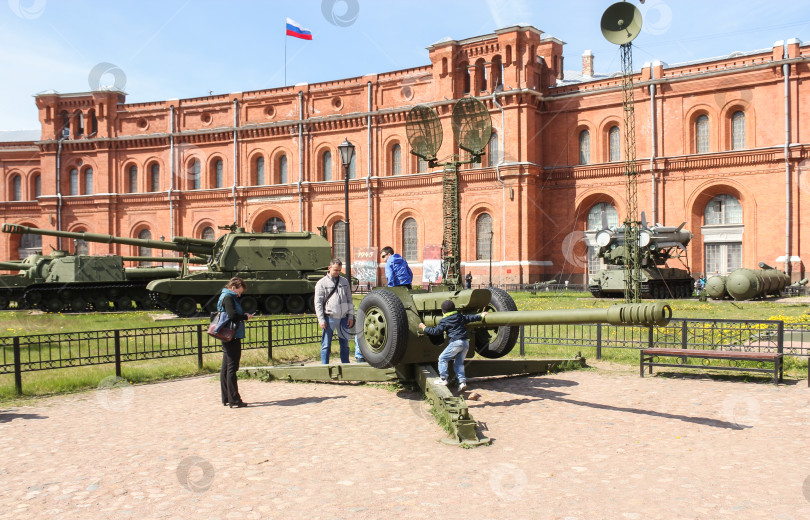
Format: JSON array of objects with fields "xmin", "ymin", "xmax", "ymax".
[
  {"xmin": 601, "ymin": 1, "xmax": 644, "ymax": 303},
  {"xmin": 621, "ymin": 42, "xmax": 641, "ymax": 303},
  {"xmin": 406, "ymin": 99, "xmax": 492, "ymax": 290}
]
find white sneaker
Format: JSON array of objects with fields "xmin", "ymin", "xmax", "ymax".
[
  {"xmin": 435, "ymin": 378, "xmax": 448, "ymax": 386},
  {"xmin": 458, "ymin": 382, "xmax": 467, "ymax": 392}
]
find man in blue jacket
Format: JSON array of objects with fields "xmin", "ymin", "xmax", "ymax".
[{"xmin": 381, "ymin": 246, "xmax": 413, "ymax": 289}]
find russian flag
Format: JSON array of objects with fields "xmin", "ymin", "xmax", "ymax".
[{"xmin": 286, "ymin": 17, "xmax": 312, "ymax": 40}]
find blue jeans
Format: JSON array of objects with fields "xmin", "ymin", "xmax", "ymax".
[
  {"xmin": 353, "ymin": 336, "xmax": 365, "ymax": 362},
  {"xmin": 321, "ymin": 316, "xmax": 350, "ymax": 364},
  {"xmin": 438, "ymin": 339, "xmax": 469, "ymax": 383}
]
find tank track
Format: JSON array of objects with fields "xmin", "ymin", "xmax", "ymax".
[{"xmin": 21, "ymin": 282, "xmax": 164, "ymax": 313}]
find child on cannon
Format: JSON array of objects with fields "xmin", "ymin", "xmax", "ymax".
[{"xmin": 418, "ymin": 300, "xmax": 487, "ymax": 391}]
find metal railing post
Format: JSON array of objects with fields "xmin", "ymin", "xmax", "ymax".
[
  {"xmin": 114, "ymin": 330, "xmax": 122, "ymax": 377},
  {"xmin": 196, "ymin": 324, "xmax": 204, "ymax": 369},
  {"xmin": 268, "ymin": 320, "xmax": 273, "ymax": 361},
  {"xmin": 648, "ymin": 325, "xmax": 654, "ymax": 350},
  {"xmin": 519, "ymin": 325, "xmax": 525, "ymax": 356},
  {"xmin": 596, "ymin": 324, "xmax": 602, "ymax": 360},
  {"xmin": 681, "ymin": 320, "xmax": 688, "ymax": 349},
  {"xmin": 13, "ymin": 336, "xmax": 22, "ymax": 396}
]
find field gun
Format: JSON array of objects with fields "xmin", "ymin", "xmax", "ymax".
[
  {"xmin": 588, "ymin": 220, "xmax": 694, "ymax": 299},
  {"xmin": 356, "ymin": 286, "xmax": 671, "ymax": 368},
  {"xmin": 2, "ymin": 223, "xmax": 333, "ymax": 316}
]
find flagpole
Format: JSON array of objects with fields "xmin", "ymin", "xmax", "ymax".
[{"xmin": 284, "ymin": 18, "xmax": 287, "ymax": 86}]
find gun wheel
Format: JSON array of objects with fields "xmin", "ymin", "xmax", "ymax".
[
  {"xmin": 357, "ymin": 289, "xmax": 408, "ymax": 369},
  {"xmin": 474, "ymin": 287, "xmax": 519, "ymax": 359}
]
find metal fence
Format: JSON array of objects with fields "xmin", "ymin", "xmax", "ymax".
[
  {"xmin": 3, "ymin": 316, "xmax": 809, "ymax": 395},
  {"xmin": 1, "ymin": 316, "xmax": 322, "ymax": 395}
]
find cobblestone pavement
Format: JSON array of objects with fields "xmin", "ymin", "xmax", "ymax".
[{"xmin": 2, "ymin": 363, "xmax": 810, "ymax": 520}]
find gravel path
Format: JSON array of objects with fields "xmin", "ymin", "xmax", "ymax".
[{"xmin": 1, "ymin": 362, "xmax": 809, "ymax": 520}]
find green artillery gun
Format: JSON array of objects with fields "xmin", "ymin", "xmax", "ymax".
[
  {"xmin": 2, "ymin": 223, "xmax": 333, "ymax": 316},
  {"xmin": 258, "ymin": 286, "xmax": 672, "ymax": 445},
  {"xmin": 588, "ymin": 221, "xmax": 694, "ymax": 299}
]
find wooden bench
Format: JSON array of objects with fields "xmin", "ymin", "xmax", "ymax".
[{"xmin": 640, "ymin": 348, "xmax": 783, "ymax": 384}]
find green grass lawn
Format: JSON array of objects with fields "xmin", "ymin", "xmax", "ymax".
[{"xmin": 1, "ymin": 291, "xmax": 807, "ymax": 402}]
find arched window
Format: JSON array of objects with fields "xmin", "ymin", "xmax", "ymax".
[
  {"xmin": 255, "ymin": 156, "xmax": 265, "ymax": 185},
  {"xmin": 488, "ymin": 132, "xmax": 499, "ymax": 167},
  {"xmin": 608, "ymin": 126, "xmax": 621, "ymax": 162},
  {"xmin": 579, "ymin": 130, "xmax": 590, "ymax": 165},
  {"xmin": 391, "ymin": 144, "xmax": 402, "ymax": 175},
  {"xmin": 214, "ymin": 159, "xmax": 224, "ymax": 188},
  {"xmin": 475, "ymin": 58, "xmax": 487, "ymax": 92},
  {"xmin": 150, "ymin": 163, "xmax": 160, "ymax": 192},
  {"xmin": 84, "ymin": 168, "xmax": 93, "ymax": 195},
  {"xmin": 476, "ymin": 213, "xmax": 492, "ymax": 260},
  {"xmin": 189, "ymin": 159, "xmax": 200, "ymax": 189},
  {"xmin": 704, "ymin": 194, "xmax": 742, "ymax": 225},
  {"xmin": 703, "ymin": 194, "xmax": 743, "ymax": 275},
  {"xmin": 587, "ymin": 202, "xmax": 619, "ymax": 230},
  {"xmin": 278, "ymin": 155, "xmax": 288, "ymax": 184},
  {"xmin": 491, "ymin": 55, "xmax": 503, "ymax": 90},
  {"xmin": 696, "ymin": 115, "xmax": 709, "ymax": 153},
  {"xmin": 75, "ymin": 238, "xmax": 89, "ymax": 255},
  {"xmin": 332, "ymin": 221, "xmax": 346, "ymax": 262},
  {"xmin": 262, "ymin": 217, "xmax": 286, "ymax": 233},
  {"xmin": 69, "ymin": 168, "xmax": 79, "ymax": 195},
  {"xmin": 19, "ymin": 232, "xmax": 42, "ymax": 258},
  {"xmin": 61, "ymin": 110, "xmax": 70, "ymax": 139},
  {"xmin": 731, "ymin": 111, "xmax": 745, "ymax": 150},
  {"xmin": 403, "ymin": 218, "xmax": 418, "ymax": 262},
  {"xmin": 322, "ymin": 151, "xmax": 332, "ymax": 181},
  {"xmin": 128, "ymin": 165, "xmax": 138, "ymax": 193},
  {"xmin": 12, "ymin": 175, "xmax": 21, "ymax": 201},
  {"xmin": 201, "ymin": 226, "xmax": 215, "ymax": 240},
  {"xmin": 33, "ymin": 175, "xmax": 41, "ymax": 198},
  {"xmin": 417, "ymin": 156, "xmax": 428, "ymax": 173},
  {"xmin": 460, "ymin": 62, "xmax": 470, "ymax": 94},
  {"xmin": 138, "ymin": 229, "xmax": 152, "ymax": 264}
]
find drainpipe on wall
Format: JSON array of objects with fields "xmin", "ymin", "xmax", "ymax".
[
  {"xmin": 233, "ymin": 98, "xmax": 238, "ymax": 226},
  {"xmin": 649, "ymin": 63, "xmax": 657, "ymax": 226},
  {"xmin": 55, "ymin": 138, "xmax": 63, "ymax": 250},
  {"xmin": 367, "ymin": 81, "xmax": 373, "ymax": 248},
  {"xmin": 298, "ymin": 91, "xmax": 304, "ymax": 232},
  {"xmin": 784, "ymin": 50, "xmax": 791, "ymax": 277},
  {"xmin": 169, "ymin": 105, "xmax": 175, "ymax": 239},
  {"xmin": 492, "ymin": 89, "xmax": 507, "ymax": 284}
]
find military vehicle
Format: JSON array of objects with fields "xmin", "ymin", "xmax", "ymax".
[
  {"xmin": 0, "ymin": 248, "xmax": 185, "ymax": 312},
  {"xmin": 2, "ymin": 223, "xmax": 333, "ymax": 316},
  {"xmin": 704, "ymin": 275, "xmax": 729, "ymax": 300},
  {"xmin": 718, "ymin": 262, "xmax": 790, "ymax": 301},
  {"xmin": 588, "ymin": 221, "xmax": 694, "ymax": 299}
]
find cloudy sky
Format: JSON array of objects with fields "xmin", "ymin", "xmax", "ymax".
[{"xmin": 2, "ymin": 0, "xmax": 810, "ymax": 131}]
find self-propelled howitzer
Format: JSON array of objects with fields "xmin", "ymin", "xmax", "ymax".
[
  {"xmin": 356, "ymin": 286, "xmax": 672, "ymax": 368},
  {"xmin": 2, "ymin": 223, "xmax": 334, "ymax": 316}
]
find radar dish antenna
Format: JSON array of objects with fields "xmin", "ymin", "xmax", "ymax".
[
  {"xmin": 600, "ymin": 1, "xmax": 643, "ymax": 45},
  {"xmin": 406, "ymin": 104, "xmax": 443, "ymax": 163},
  {"xmin": 451, "ymin": 97, "xmax": 492, "ymax": 155}
]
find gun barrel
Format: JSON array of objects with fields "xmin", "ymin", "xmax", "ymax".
[
  {"xmin": 2, "ymin": 224, "xmax": 210, "ymax": 255},
  {"xmin": 474, "ymin": 303, "xmax": 671, "ymax": 328},
  {"xmin": 0, "ymin": 260, "xmax": 25, "ymax": 271}
]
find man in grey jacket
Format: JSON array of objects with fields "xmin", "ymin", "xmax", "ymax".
[{"xmin": 314, "ymin": 259, "xmax": 355, "ymax": 364}]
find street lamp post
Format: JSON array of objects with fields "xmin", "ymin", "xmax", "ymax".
[{"xmin": 337, "ymin": 138, "xmax": 355, "ymax": 285}]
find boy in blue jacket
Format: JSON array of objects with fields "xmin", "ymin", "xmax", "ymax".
[{"xmin": 418, "ymin": 300, "xmax": 487, "ymax": 391}]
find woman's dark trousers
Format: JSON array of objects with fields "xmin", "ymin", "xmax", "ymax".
[{"xmin": 220, "ymin": 338, "xmax": 242, "ymax": 405}]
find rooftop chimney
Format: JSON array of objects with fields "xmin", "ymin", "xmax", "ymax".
[{"xmin": 582, "ymin": 50, "xmax": 594, "ymax": 78}]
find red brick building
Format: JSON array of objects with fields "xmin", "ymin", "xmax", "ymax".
[{"xmin": 1, "ymin": 25, "xmax": 809, "ymax": 285}]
